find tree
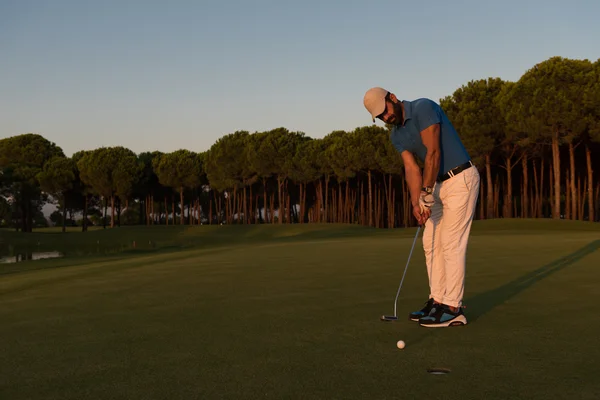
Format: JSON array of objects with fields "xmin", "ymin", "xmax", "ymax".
[
  {"xmin": 134, "ymin": 151, "xmax": 166, "ymax": 225},
  {"xmin": 153, "ymin": 150, "xmax": 203, "ymax": 225},
  {"xmin": 351, "ymin": 126, "xmax": 385, "ymax": 227},
  {"xmin": 205, "ymin": 131, "xmax": 250, "ymax": 223},
  {"xmin": 325, "ymin": 131, "xmax": 356, "ymax": 223},
  {"xmin": 441, "ymin": 78, "xmax": 506, "ymax": 219},
  {"xmin": 0, "ymin": 134, "xmax": 64, "ymax": 232},
  {"xmin": 289, "ymin": 139, "xmax": 322, "ymax": 223},
  {"xmin": 583, "ymin": 59, "xmax": 600, "ymax": 221},
  {"xmin": 0, "ymin": 196, "xmax": 11, "ymax": 227},
  {"xmin": 77, "ymin": 147, "xmax": 141, "ymax": 228},
  {"xmin": 374, "ymin": 127, "xmax": 405, "ymax": 227},
  {"xmin": 500, "ymin": 57, "xmax": 595, "ymax": 219},
  {"xmin": 36, "ymin": 156, "xmax": 76, "ymax": 232}
]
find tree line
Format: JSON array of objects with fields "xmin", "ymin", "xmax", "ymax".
[{"xmin": 1, "ymin": 56, "xmax": 599, "ymax": 233}]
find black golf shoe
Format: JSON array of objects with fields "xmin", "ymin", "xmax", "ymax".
[
  {"xmin": 409, "ymin": 298, "xmax": 435, "ymax": 322},
  {"xmin": 419, "ymin": 304, "xmax": 467, "ymax": 328}
]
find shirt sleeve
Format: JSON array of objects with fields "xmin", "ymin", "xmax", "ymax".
[
  {"xmin": 415, "ymin": 99, "xmax": 442, "ymax": 132},
  {"xmin": 390, "ymin": 131, "xmax": 405, "ymax": 154}
]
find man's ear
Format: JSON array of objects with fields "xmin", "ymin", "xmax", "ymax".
[{"xmin": 389, "ymin": 93, "xmax": 398, "ymax": 103}]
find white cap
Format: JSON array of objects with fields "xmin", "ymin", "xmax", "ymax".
[{"xmin": 363, "ymin": 87, "xmax": 388, "ymax": 122}]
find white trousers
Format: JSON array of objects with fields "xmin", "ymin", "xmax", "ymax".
[{"xmin": 422, "ymin": 166, "xmax": 480, "ymax": 308}]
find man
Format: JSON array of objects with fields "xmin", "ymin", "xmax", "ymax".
[{"xmin": 363, "ymin": 87, "xmax": 480, "ymax": 328}]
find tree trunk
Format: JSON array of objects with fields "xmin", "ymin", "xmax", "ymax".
[
  {"xmin": 150, "ymin": 193, "xmax": 155, "ymax": 225},
  {"xmin": 578, "ymin": 177, "xmax": 585, "ymax": 221},
  {"xmin": 368, "ymin": 170, "xmax": 373, "ymax": 227},
  {"xmin": 110, "ymin": 195, "xmax": 115, "ymax": 228},
  {"xmin": 552, "ymin": 131, "xmax": 561, "ymax": 219},
  {"xmin": 586, "ymin": 145, "xmax": 594, "ymax": 222},
  {"xmin": 165, "ymin": 195, "xmax": 169, "ymax": 225},
  {"xmin": 172, "ymin": 195, "xmax": 175, "ymax": 225},
  {"xmin": 140, "ymin": 196, "xmax": 145, "ymax": 225},
  {"xmin": 565, "ymin": 173, "xmax": 571, "ymax": 220},
  {"xmin": 569, "ymin": 142, "xmax": 576, "ymax": 220},
  {"xmin": 359, "ymin": 180, "xmax": 364, "ymax": 225},
  {"xmin": 209, "ymin": 194, "xmax": 213, "ymax": 224},
  {"xmin": 504, "ymin": 157, "xmax": 513, "ymax": 218},
  {"xmin": 532, "ymin": 159, "xmax": 539, "ymax": 219},
  {"xmin": 332, "ymin": 187, "xmax": 337, "ymax": 223},
  {"xmin": 287, "ymin": 187, "xmax": 292, "ymax": 223},
  {"xmin": 382, "ymin": 173, "xmax": 390, "ymax": 228},
  {"xmin": 27, "ymin": 197, "xmax": 33, "ymax": 232},
  {"xmin": 549, "ymin": 160, "xmax": 553, "ymax": 218},
  {"xmin": 243, "ymin": 186, "xmax": 247, "ymax": 224},
  {"xmin": 485, "ymin": 154, "xmax": 494, "ymax": 219},
  {"xmin": 540, "ymin": 158, "xmax": 545, "ymax": 218},
  {"xmin": 268, "ymin": 192, "xmax": 273, "ymax": 224},
  {"xmin": 299, "ymin": 183, "xmax": 304, "ymax": 224},
  {"xmin": 276, "ymin": 176, "xmax": 282, "ymax": 224},
  {"xmin": 324, "ymin": 176, "xmax": 329, "ymax": 223},
  {"xmin": 302, "ymin": 183, "xmax": 307, "ymax": 223},
  {"xmin": 82, "ymin": 194, "xmax": 88, "ymax": 232},
  {"xmin": 479, "ymin": 178, "xmax": 484, "ymax": 219},
  {"xmin": 493, "ymin": 175, "xmax": 500, "ymax": 218},
  {"xmin": 522, "ymin": 154, "xmax": 528, "ymax": 219},
  {"xmin": 180, "ymin": 186, "xmax": 185, "ymax": 225},
  {"xmin": 392, "ymin": 187, "xmax": 396, "ymax": 228},
  {"xmin": 315, "ymin": 180, "xmax": 321, "ymax": 224},
  {"xmin": 345, "ymin": 179, "xmax": 350, "ymax": 224},
  {"xmin": 103, "ymin": 198, "xmax": 108, "ymax": 229},
  {"xmin": 249, "ymin": 185, "xmax": 253, "ymax": 224},
  {"xmin": 62, "ymin": 195, "xmax": 67, "ymax": 233},
  {"xmin": 337, "ymin": 184, "xmax": 343, "ymax": 223}
]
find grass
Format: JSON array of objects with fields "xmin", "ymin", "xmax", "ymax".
[{"xmin": 1, "ymin": 219, "xmax": 600, "ymax": 399}]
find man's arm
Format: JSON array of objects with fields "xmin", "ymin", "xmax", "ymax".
[
  {"xmin": 400, "ymin": 151, "xmax": 423, "ymax": 208},
  {"xmin": 420, "ymin": 123, "xmax": 441, "ymax": 188}
]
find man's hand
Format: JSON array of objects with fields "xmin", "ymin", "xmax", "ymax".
[
  {"xmin": 418, "ymin": 191, "xmax": 434, "ymax": 213},
  {"xmin": 413, "ymin": 204, "xmax": 431, "ymax": 225},
  {"xmin": 412, "ymin": 191, "xmax": 434, "ymax": 225}
]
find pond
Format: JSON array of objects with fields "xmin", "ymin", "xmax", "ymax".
[{"xmin": 0, "ymin": 251, "xmax": 65, "ymax": 263}]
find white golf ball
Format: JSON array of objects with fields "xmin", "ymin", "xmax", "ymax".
[{"xmin": 397, "ymin": 340, "xmax": 405, "ymax": 349}]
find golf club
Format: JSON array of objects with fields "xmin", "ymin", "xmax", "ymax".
[{"xmin": 381, "ymin": 225, "xmax": 422, "ymax": 321}]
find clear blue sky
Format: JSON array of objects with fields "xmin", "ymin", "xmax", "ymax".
[{"xmin": 1, "ymin": 0, "xmax": 598, "ymax": 157}]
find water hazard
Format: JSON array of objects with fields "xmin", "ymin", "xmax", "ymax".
[{"xmin": 0, "ymin": 251, "xmax": 64, "ymax": 264}]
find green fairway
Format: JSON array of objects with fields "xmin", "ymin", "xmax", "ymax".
[{"xmin": 1, "ymin": 220, "xmax": 600, "ymax": 399}]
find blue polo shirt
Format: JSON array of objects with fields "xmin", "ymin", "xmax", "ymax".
[{"xmin": 390, "ymin": 98, "xmax": 470, "ymax": 178}]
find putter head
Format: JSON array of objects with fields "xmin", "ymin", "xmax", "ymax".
[{"xmin": 380, "ymin": 315, "xmax": 398, "ymax": 322}]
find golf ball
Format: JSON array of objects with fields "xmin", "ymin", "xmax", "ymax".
[{"xmin": 397, "ymin": 340, "xmax": 405, "ymax": 349}]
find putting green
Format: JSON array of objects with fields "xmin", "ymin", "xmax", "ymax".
[{"xmin": 1, "ymin": 220, "xmax": 599, "ymax": 399}]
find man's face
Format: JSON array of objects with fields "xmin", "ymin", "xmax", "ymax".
[{"xmin": 377, "ymin": 99, "xmax": 403, "ymax": 125}]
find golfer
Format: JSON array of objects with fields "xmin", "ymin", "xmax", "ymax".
[{"xmin": 363, "ymin": 87, "xmax": 480, "ymax": 327}]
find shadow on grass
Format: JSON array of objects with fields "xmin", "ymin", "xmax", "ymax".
[
  {"xmin": 465, "ymin": 239, "xmax": 600, "ymax": 322},
  {"xmin": 406, "ymin": 239, "xmax": 600, "ymax": 347}
]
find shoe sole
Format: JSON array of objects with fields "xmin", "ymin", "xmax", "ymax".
[{"xmin": 419, "ymin": 315, "xmax": 467, "ymax": 328}]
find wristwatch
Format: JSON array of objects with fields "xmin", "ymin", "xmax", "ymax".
[{"xmin": 422, "ymin": 186, "xmax": 433, "ymax": 194}]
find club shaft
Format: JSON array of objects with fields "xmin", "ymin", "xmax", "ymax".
[{"xmin": 393, "ymin": 225, "xmax": 421, "ymax": 317}]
